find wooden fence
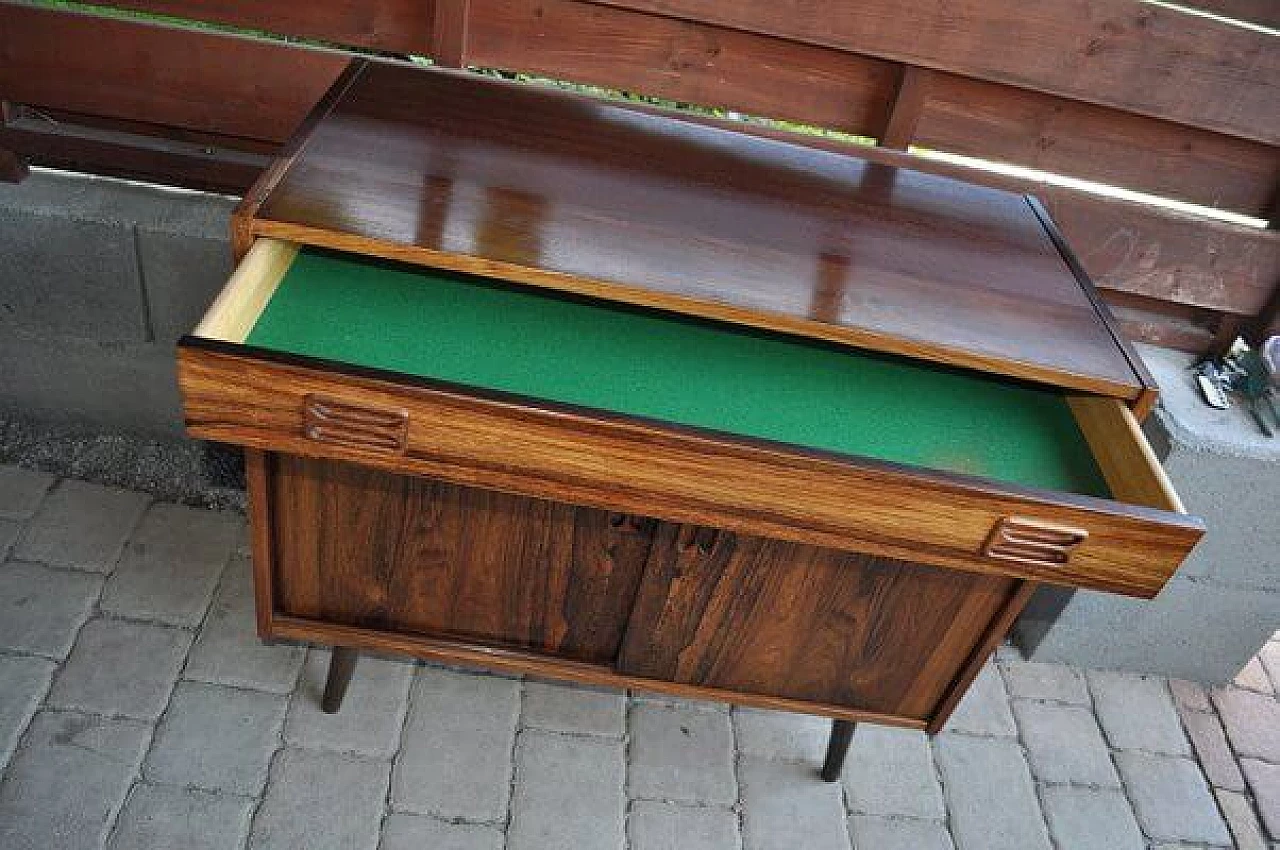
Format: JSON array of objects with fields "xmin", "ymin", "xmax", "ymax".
[{"xmin": 1, "ymin": 0, "xmax": 1276, "ymax": 351}]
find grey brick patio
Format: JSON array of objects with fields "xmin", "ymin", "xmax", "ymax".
[{"xmin": 0, "ymin": 467, "xmax": 1276, "ymax": 849}]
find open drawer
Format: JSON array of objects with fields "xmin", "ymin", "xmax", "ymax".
[{"xmin": 178, "ymin": 239, "xmax": 1203, "ymax": 599}]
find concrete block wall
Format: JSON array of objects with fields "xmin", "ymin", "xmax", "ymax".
[
  {"xmin": 1016, "ymin": 344, "xmax": 1280, "ymax": 684},
  {"xmin": 0, "ymin": 170, "xmax": 236, "ymax": 436}
]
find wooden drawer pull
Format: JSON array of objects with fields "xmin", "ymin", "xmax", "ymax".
[
  {"xmin": 982, "ymin": 517, "xmax": 1088, "ymax": 569},
  {"xmin": 303, "ymin": 395, "xmax": 409, "ymax": 454}
]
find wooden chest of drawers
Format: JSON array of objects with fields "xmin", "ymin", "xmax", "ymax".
[{"xmin": 177, "ymin": 58, "xmax": 1203, "ymax": 779}]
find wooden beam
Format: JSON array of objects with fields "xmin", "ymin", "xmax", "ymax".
[
  {"xmin": 589, "ymin": 0, "xmax": 1280, "ymax": 145},
  {"xmin": 914, "ymin": 70, "xmax": 1280, "ymax": 217},
  {"xmin": 878, "ymin": 66, "xmax": 932, "ymax": 150},
  {"xmin": 467, "ymin": 0, "xmax": 897, "ymax": 135},
  {"xmin": 432, "ymin": 0, "xmax": 472, "ymax": 68},
  {"xmin": 85, "ymin": 0, "xmax": 433, "ymax": 54},
  {"xmin": 1, "ymin": 106, "xmax": 271, "ymax": 194},
  {"xmin": 0, "ymin": 4, "xmax": 349, "ymax": 144}
]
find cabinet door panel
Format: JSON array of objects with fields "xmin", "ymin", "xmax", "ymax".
[
  {"xmin": 617, "ymin": 523, "xmax": 1017, "ymax": 719},
  {"xmin": 270, "ymin": 454, "xmax": 655, "ymax": 663}
]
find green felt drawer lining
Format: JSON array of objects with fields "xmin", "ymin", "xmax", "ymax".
[{"xmin": 245, "ymin": 248, "xmax": 1110, "ymax": 497}]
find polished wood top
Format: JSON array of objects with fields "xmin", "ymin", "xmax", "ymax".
[{"xmin": 247, "ymin": 59, "xmax": 1144, "ymax": 399}]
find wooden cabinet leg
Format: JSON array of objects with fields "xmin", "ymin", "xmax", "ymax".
[
  {"xmin": 821, "ymin": 719, "xmax": 856, "ymax": 782},
  {"xmin": 320, "ymin": 647, "xmax": 359, "ymax": 714}
]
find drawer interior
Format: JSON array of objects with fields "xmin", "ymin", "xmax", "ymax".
[{"xmin": 194, "ymin": 239, "xmax": 1180, "ymax": 506}]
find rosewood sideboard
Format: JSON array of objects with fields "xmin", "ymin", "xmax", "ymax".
[{"xmin": 176, "ymin": 59, "xmax": 1204, "ymax": 782}]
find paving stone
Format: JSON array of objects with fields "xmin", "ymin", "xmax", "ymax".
[
  {"xmin": 1012, "ymin": 700, "xmax": 1120, "ymax": 786},
  {"xmin": 108, "ymin": 783, "xmax": 254, "ymax": 850},
  {"xmin": 522, "ymin": 678, "xmax": 625, "ymax": 737},
  {"xmin": 1181, "ymin": 708, "xmax": 1246, "ymax": 792},
  {"xmin": 1039, "ymin": 786, "xmax": 1143, "ymax": 850},
  {"xmin": 629, "ymin": 688, "xmax": 729, "ymax": 712},
  {"xmin": 1216, "ymin": 788, "xmax": 1269, "ymax": 850},
  {"xmin": 380, "ymin": 813, "xmax": 505, "ymax": 850},
  {"xmin": 1243, "ymin": 759, "xmax": 1280, "ymax": 840},
  {"xmin": 13, "ymin": 479, "xmax": 149, "ymax": 571},
  {"xmin": 509, "ymin": 730, "xmax": 626, "ymax": 850},
  {"xmin": 285, "ymin": 648, "xmax": 413, "ymax": 758},
  {"xmin": 0, "ymin": 710, "xmax": 150, "ymax": 850},
  {"xmin": 249, "ymin": 748, "xmax": 390, "ymax": 850},
  {"xmin": 392, "ymin": 666, "xmax": 520, "ymax": 821},
  {"xmin": 999, "ymin": 659, "xmax": 1090, "ymax": 704},
  {"xmin": 1237, "ymin": 656, "xmax": 1276, "ymax": 694},
  {"xmin": 0, "ymin": 653, "xmax": 56, "ymax": 767},
  {"xmin": 738, "ymin": 756, "xmax": 850, "ymax": 850},
  {"xmin": 184, "ymin": 556, "xmax": 303, "ymax": 693},
  {"xmin": 48, "ymin": 617, "xmax": 192, "ymax": 719},
  {"xmin": 933, "ymin": 733, "xmax": 1051, "ymax": 850},
  {"xmin": 629, "ymin": 800, "xmax": 741, "ymax": 850},
  {"xmin": 144, "ymin": 681, "xmax": 287, "ymax": 795},
  {"xmin": 0, "ymin": 560, "xmax": 102, "ymax": 657},
  {"xmin": 1214, "ymin": 686, "xmax": 1280, "ymax": 763},
  {"xmin": 848, "ymin": 815, "xmax": 954, "ymax": 850},
  {"xmin": 941, "ymin": 662, "xmax": 1017, "ymax": 737},
  {"xmin": 1259, "ymin": 642, "xmax": 1280, "ymax": 693},
  {"xmin": 0, "ymin": 465, "xmax": 55, "ymax": 519},
  {"xmin": 1170, "ymin": 678, "xmax": 1213, "ymax": 713},
  {"xmin": 843, "ymin": 724, "xmax": 945, "ymax": 819},
  {"xmin": 732, "ymin": 707, "xmax": 829, "ymax": 764},
  {"xmin": 629, "ymin": 701, "xmax": 737, "ymax": 805},
  {"xmin": 1114, "ymin": 752, "xmax": 1231, "ymax": 845},
  {"xmin": 1088, "ymin": 671, "xmax": 1190, "ymax": 755},
  {"xmin": 0, "ymin": 519, "xmax": 18, "ymax": 558},
  {"xmin": 100, "ymin": 503, "xmax": 239, "ymax": 626}
]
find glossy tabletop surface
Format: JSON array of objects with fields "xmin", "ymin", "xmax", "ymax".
[{"xmin": 253, "ymin": 60, "xmax": 1143, "ymax": 400}]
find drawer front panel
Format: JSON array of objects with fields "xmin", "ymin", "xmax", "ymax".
[
  {"xmin": 617, "ymin": 523, "xmax": 1018, "ymax": 720},
  {"xmin": 179, "ymin": 343, "xmax": 1201, "ymax": 597},
  {"xmin": 267, "ymin": 453, "xmax": 655, "ymax": 664}
]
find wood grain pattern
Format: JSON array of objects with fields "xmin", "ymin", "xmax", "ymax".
[
  {"xmin": 249, "ymin": 60, "xmax": 1144, "ymax": 400},
  {"xmin": 244, "ymin": 449, "xmax": 276, "ymax": 638},
  {"xmin": 926, "ymin": 580, "xmax": 1037, "ymax": 733},
  {"xmin": 0, "ymin": 4, "xmax": 349, "ymax": 143},
  {"xmin": 589, "ymin": 0, "xmax": 1280, "ymax": 144},
  {"xmin": 914, "ymin": 71, "xmax": 1280, "ymax": 217},
  {"xmin": 268, "ymin": 454, "xmax": 654, "ymax": 663},
  {"xmin": 177, "ymin": 343, "xmax": 1203, "ymax": 597},
  {"xmin": 268, "ymin": 613, "xmax": 927, "ymax": 727},
  {"xmin": 879, "ymin": 66, "xmax": 932, "ymax": 150},
  {"xmin": 89, "ymin": 0, "xmax": 435, "ymax": 54},
  {"xmin": 467, "ymin": 0, "xmax": 899, "ymax": 136},
  {"xmin": 193, "ymin": 239, "xmax": 298, "ymax": 342},
  {"xmin": 616, "ymin": 522, "xmax": 1018, "ymax": 719},
  {"xmin": 1066, "ymin": 396, "xmax": 1185, "ymax": 514},
  {"xmin": 604, "ymin": 99, "xmax": 1280, "ymax": 322}
]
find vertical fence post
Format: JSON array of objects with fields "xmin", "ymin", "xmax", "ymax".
[{"xmin": 432, "ymin": 0, "xmax": 471, "ymax": 68}]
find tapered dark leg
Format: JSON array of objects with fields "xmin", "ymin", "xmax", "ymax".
[
  {"xmin": 320, "ymin": 647, "xmax": 359, "ymax": 714},
  {"xmin": 821, "ymin": 720, "xmax": 856, "ymax": 782}
]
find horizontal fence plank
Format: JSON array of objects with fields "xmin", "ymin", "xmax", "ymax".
[
  {"xmin": 914, "ymin": 71, "xmax": 1280, "ymax": 218},
  {"xmin": 98, "ymin": 0, "xmax": 434, "ymax": 53},
  {"xmin": 0, "ymin": 4, "xmax": 348, "ymax": 142},
  {"xmin": 468, "ymin": 0, "xmax": 898, "ymax": 135},
  {"xmin": 0, "ymin": 106, "xmax": 270, "ymax": 194},
  {"xmin": 1189, "ymin": 0, "xmax": 1279, "ymax": 29},
  {"xmin": 590, "ymin": 0, "xmax": 1280, "ymax": 145}
]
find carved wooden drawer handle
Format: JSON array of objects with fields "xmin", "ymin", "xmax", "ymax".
[
  {"xmin": 982, "ymin": 517, "xmax": 1088, "ymax": 569},
  {"xmin": 303, "ymin": 395, "xmax": 409, "ymax": 454}
]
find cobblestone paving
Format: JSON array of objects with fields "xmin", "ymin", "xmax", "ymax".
[{"xmin": 0, "ymin": 467, "xmax": 1276, "ymax": 849}]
